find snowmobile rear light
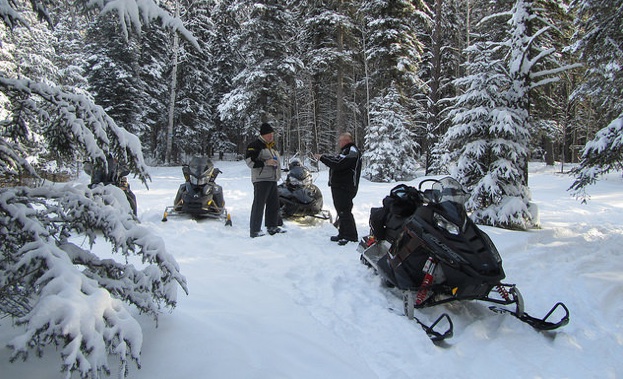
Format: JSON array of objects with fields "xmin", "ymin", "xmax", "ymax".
[{"xmin": 434, "ymin": 213, "xmax": 460, "ymax": 235}]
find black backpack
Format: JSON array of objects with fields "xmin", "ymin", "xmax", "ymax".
[{"xmin": 369, "ymin": 184, "xmax": 423, "ymax": 242}]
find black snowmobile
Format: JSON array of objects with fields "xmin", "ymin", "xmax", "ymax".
[
  {"xmin": 358, "ymin": 177, "xmax": 569, "ymax": 342},
  {"xmin": 278, "ymin": 158, "xmax": 331, "ymax": 221},
  {"xmin": 162, "ymin": 156, "xmax": 227, "ymax": 222},
  {"xmin": 84, "ymin": 155, "xmax": 138, "ymax": 217}
]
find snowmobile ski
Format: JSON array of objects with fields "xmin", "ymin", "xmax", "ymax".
[
  {"xmin": 488, "ymin": 302, "xmax": 570, "ymax": 331},
  {"xmin": 387, "ymin": 305, "xmax": 453, "ymax": 343},
  {"xmin": 402, "ymin": 290, "xmax": 453, "ymax": 342}
]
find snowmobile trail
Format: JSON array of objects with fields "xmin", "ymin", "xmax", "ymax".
[
  {"xmin": 134, "ymin": 162, "xmax": 615, "ymax": 378},
  {"xmin": 4, "ymin": 162, "xmax": 616, "ymax": 379}
]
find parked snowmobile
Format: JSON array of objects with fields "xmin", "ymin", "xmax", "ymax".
[
  {"xmin": 358, "ymin": 177, "xmax": 569, "ymax": 342},
  {"xmin": 84, "ymin": 155, "xmax": 137, "ymax": 217},
  {"xmin": 162, "ymin": 156, "xmax": 226, "ymax": 222},
  {"xmin": 278, "ymin": 158, "xmax": 331, "ymax": 221}
]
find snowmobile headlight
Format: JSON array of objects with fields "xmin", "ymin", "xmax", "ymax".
[
  {"xmin": 190, "ymin": 175, "xmax": 209, "ymax": 186},
  {"xmin": 434, "ymin": 213, "xmax": 460, "ymax": 235}
]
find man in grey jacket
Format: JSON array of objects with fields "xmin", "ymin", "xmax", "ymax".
[{"xmin": 245, "ymin": 122, "xmax": 286, "ymax": 238}]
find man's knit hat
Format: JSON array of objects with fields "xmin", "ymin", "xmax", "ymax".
[{"xmin": 260, "ymin": 122, "xmax": 274, "ymax": 135}]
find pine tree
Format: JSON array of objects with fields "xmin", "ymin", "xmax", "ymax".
[
  {"xmin": 299, "ymin": 0, "xmax": 363, "ymax": 154},
  {"xmin": 218, "ymin": 0, "xmax": 300, "ymax": 137},
  {"xmin": 360, "ymin": 0, "xmax": 428, "ymax": 101},
  {"xmin": 523, "ymin": 0, "xmax": 577, "ymax": 166},
  {"xmin": 568, "ymin": 0, "xmax": 623, "ymax": 198},
  {"xmin": 441, "ymin": 39, "xmax": 533, "ymax": 230},
  {"xmin": 420, "ymin": 0, "xmax": 463, "ymax": 174},
  {"xmin": 441, "ymin": 0, "xmax": 577, "ymax": 230},
  {"xmin": 135, "ymin": 20, "xmax": 172, "ymax": 163},
  {"xmin": 173, "ymin": 0, "xmax": 217, "ymax": 159},
  {"xmin": 208, "ymin": 0, "xmax": 247, "ymax": 153},
  {"xmin": 364, "ymin": 83, "xmax": 418, "ymax": 182},
  {"xmin": 569, "ymin": 0, "xmax": 623, "ymax": 127},
  {"xmin": 84, "ymin": 17, "xmax": 144, "ymax": 136},
  {"xmin": 359, "ymin": 0, "xmax": 428, "ymax": 182}
]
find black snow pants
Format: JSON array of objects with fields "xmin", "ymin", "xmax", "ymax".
[
  {"xmin": 332, "ymin": 188, "xmax": 358, "ymax": 241},
  {"xmin": 250, "ymin": 181, "xmax": 280, "ymax": 234}
]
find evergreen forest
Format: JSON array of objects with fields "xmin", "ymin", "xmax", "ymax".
[{"xmin": 2, "ymin": 1, "xmax": 622, "ymax": 207}]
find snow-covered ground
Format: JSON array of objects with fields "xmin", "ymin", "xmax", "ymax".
[{"xmin": 2, "ymin": 160, "xmax": 622, "ymax": 378}]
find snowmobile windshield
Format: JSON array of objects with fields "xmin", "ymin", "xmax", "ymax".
[
  {"xmin": 427, "ymin": 178, "xmax": 470, "ymax": 234},
  {"xmin": 287, "ymin": 166, "xmax": 312, "ymax": 187},
  {"xmin": 188, "ymin": 156, "xmax": 214, "ymax": 186}
]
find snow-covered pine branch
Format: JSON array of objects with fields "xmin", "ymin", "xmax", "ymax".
[
  {"xmin": 569, "ymin": 114, "xmax": 623, "ymax": 201},
  {"xmin": 1, "ymin": 183, "xmax": 188, "ymax": 377},
  {"xmin": 0, "ymin": 138, "xmax": 38, "ymax": 179},
  {"xmin": 0, "ymin": 0, "xmax": 27, "ymax": 29},
  {"xmin": 1, "ymin": 0, "xmax": 198, "ymax": 49},
  {"xmin": 0, "ymin": 76, "xmax": 151, "ymax": 184}
]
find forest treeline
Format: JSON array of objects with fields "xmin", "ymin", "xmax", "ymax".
[{"xmin": 1, "ymin": 0, "xmax": 622, "ymax": 227}]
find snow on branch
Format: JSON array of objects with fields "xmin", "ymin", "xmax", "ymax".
[
  {"xmin": 0, "ymin": 1, "xmax": 198, "ymax": 50},
  {"xmin": 0, "ymin": 138, "xmax": 38, "ymax": 180},
  {"xmin": 8, "ymin": 239, "xmax": 143, "ymax": 378},
  {"xmin": 87, "ymin": 0, "xmax": 200, "ymax": 50},
  {"xmin": 0, "ymin": 0, "xmax": 27, "ymax": 29},
  {"xmin": 1, "ymin": 184, "xmax": 188, "ymax": 377},
  {"xmin": 0, "ymin": 76, "xmax": 151, "ymax": 185},
  {"xmin": 569, "ymin": 114, "xmax": 623, "ymax": 201}
]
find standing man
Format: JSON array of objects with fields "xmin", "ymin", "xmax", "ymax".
[
  {"xmin": 314, "ymin": 132, "xmax": 362, "ymax": 245},
  {"xmin": 245, "ymin": 122, "xmax": 286, "ymax": 238}
]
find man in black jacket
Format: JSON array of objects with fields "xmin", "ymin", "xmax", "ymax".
[{"xmin": 315, "ymin": 133, "xmax": 362, "ymax": 245}]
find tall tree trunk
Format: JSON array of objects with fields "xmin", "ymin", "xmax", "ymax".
[
  {"xmin": 425, "ymin": 0, "xmax": 443, "ymax": 175},
  {"xmin": 362, "ymin": 29, "xmax": 371, "ymax": 134},
  {"xmin": 311, "ymin": 76, "xmax": 320, "ymax": 155},
  {"xmin": 165, "ymin": 1, "xmax": 180, "ymax": 165},
  {"xmin": 545, "ymin": 137, "xmax": 555, "ymax": 165},
  {"xmin": 465, "ymin": 0, "xmax": 471, "ymax": 65},
  {"xmin": 336, "ymin": 22, "xmax": 345, "ymax": 134}
]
